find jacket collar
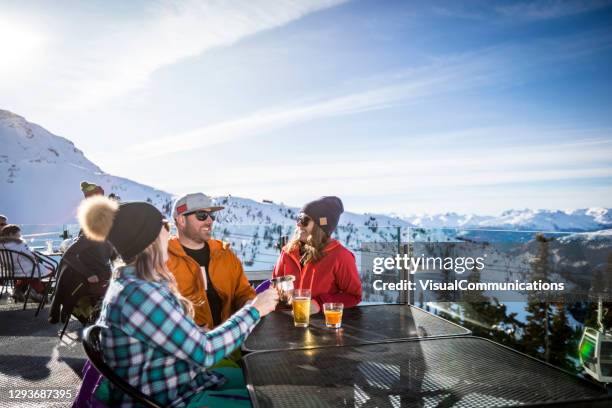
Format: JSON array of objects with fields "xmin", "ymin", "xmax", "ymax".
[
  {"xmin": 323, "ymin": 239, "xmax": 341, "ymax": 253},
  {"xmin": 284, "ymin": 238, "xmax": 342, "ymax": 266},
  {"xmin": 286, "ymin": 238, "xmax": 341, "ymax": 254},
  {"xmin": 167, "ymin": 236, "xmax": 230, "ymax": 258},
  {"xmin": 118, "ymin": 265, "xmax": 137, "ymax": 277}
]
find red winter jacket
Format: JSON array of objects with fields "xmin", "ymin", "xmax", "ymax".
[{"xmin": 272, "ymin": 239, "xmax": 362, "ymax": 309}]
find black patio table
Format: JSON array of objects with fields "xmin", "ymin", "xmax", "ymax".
[
  {"xmin": 243, "ymin": 304, "xmax": 470, "ymax": 352},
  {"xmin": 243, "ymin": 336, "xmax": 611, "ymax": 408}
]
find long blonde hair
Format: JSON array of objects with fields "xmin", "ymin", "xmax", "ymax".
[
  {"xmin": 119, "ymin": 235, "xmax": 194, "ymax": 318},
  {"xmin": 286, "ymin": 222, "xmax": 329, "ymax": 265}
]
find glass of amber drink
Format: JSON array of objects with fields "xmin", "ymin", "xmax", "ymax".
[
  {"xmin": 292, "ymin": 289, "xmax": 311, "ymax": 327},
  {"xmin": 323, "ymin": 303, "xmax": 344, "ymax": 328}
]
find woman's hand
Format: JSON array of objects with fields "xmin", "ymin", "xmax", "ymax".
[
  {"xmin": 309, "ymin": 299, "xmax": 321, "ymax": 315},
  {"xmin": 252, "ymin": 287, "xmax": 279, "ymax": 317}
]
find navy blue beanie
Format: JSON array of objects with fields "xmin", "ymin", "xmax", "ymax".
[{"xmin": 301, "ymin": 196, "xmax": 344, "ymax": 236}]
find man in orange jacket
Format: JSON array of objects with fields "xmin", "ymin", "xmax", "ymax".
[{"xmin": 167, "ymin": 193, "xmax": 255, "ymax": 328}]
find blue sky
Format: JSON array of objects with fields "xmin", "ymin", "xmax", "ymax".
[{"xmin": 1, "ymin": 0, "xmax": 611, "ymax": 215}]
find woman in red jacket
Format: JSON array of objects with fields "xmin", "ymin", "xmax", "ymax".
[{"xmin": 272, "ymin": 196, "xmax": 362, "ymax": 314}]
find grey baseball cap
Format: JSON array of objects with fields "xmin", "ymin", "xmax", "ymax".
[{"xmin": 172, "ymin": 193, "xmax": 224, "ymax": 219}]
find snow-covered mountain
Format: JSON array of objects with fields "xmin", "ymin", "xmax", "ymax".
[
  {"xmin": 4, "ymin": 109, "xmax": 611, "ymax": 304},
  {"xmin": 3, "ymin": 108, "xmax": 610, "ymax": 236},
  {"xmin": 403, "ymin": 208, "xmax": 612, "ymax": 232},
  {"xmin": 0, "ymin": 109, "xmax": 173, "ymax": 224},
  {"xmin": 404, "ymin": 213, "xmax": 490, "ymax": 229},
  {"xmin": 0, "ymin": 109, "xmax": 426, "ymax": 265},
  {"xmin": 203, "ymin": 195, "xmax": 427, "ymax": 271}
]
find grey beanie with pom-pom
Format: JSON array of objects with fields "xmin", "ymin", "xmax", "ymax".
[{"xmin": 78, "ymin": 196, "xmax": 164, "ymax": 261}]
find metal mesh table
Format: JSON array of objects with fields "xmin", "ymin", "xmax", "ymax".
[
  {"xmin": 243, "ymin": 305, "xmax": 470, "ymax": 352},
  {"xmin": 243, "ymin": 336, "xmax": 610, "ymax": 408}
]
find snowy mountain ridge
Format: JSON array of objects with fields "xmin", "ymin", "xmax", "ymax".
[
  {"xmin": 1, "ymin": 108, "xmax": 610, "ymax": 233},
  {"xmin": 0, "ymin": 109, "xmax": 174, "ymax": 224},
  {"xmin": 402, "ymin": 208, "xmax": 612, "ymax": 232}
]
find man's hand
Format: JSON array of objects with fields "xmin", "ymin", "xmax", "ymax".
[
  {"xmin": 87, "ymin": 275, "xmax": 99, "ymax": 284},
  {"xmin": 252, "ymin": 288, "xmax": 279, "ymax": 317}
]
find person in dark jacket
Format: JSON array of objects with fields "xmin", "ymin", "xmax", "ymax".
[
  {"xmin": 49, "ymin": 234, "xmax": 115, "ymax": 324},
  {"xmin": 49, "ymin": 181, "xmax": 114, "ymax": 324}
]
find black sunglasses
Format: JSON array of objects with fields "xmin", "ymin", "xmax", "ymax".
[
  {"xmin": 297, "ymin": 214, "xmax": 312, "ymax": 227},
  {"xmin": 187, "ymin": 210, "xmax": 216, "ymax": 221}
]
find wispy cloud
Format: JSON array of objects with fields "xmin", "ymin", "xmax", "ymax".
[
  {"xmin": 142, "ymin": 132, "xmax": 612, "ymax": 208},
  {"xmin": 127, "ymin": 74, "xmax": 453, "ymax": 157},
  {"xmin": 128, "ymin": 29, "xmax": 612, "ymax": 158},
  {"xmin": 127, "ymin": 55, "xmax": 500, "ymax": 157},
  {"xmin": 1, "ymin": 0, "xmax": 347, "ymax": 110}
]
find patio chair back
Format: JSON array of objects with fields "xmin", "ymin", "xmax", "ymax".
[
  {"xmin": 0, "ymin": 248, "xmax": 37, "ymax": 282},
  {"xmin": 0, "ymin": 248, "xmax": 38, "ymax": 309},
  {"xmin": 82, "ymin": 326, "xmax": 162, "ymax": 408}
]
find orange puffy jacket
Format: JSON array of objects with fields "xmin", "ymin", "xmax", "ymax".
[{"xmin": 166, "ymin": 237, "xmax": 256, "ymax": 328}]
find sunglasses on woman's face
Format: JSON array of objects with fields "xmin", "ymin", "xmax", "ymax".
[
  {"xmin": 162, "ymin": 220, "xmax": 170, "ymax": 232},
  {"xmin": 189, "ymin": 210, "xmax": 216, "ymax": 222},
  {"xmin": 297, "ymin": 214, "xmax": 312, "ymax": 227}
]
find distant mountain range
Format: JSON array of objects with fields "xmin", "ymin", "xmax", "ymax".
[
  {"xmin": 402, "ymin": 208, "xmax": 612, "ymax": 232},
  {"xmin": 1, "ymin": 108, "xmax": 610, "ymax": 233}
]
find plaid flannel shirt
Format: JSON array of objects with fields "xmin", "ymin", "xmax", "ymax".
[{"xmin": 96, "ymin": 266, "xmax": 260, "ymax": 407}]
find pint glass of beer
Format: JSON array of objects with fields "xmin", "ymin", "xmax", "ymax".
[
  {"xmin": 323, "ymin": 303, "xmax": 344, "ymax": 328},
  {"xmin": 292, "ymin": 289, "xmax": 311, "ymax": 327}
]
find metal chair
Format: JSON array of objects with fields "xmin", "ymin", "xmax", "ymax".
[
  {"xmin": 32, "ymin": 251, "xmax": 59, "ymax": 317},
  {"xmin": 0, "ymin": 248, "xmax": 38, "ymax": 310},
  {"xmin": 81, "ymin": 326, "xmax": 163, "ymax": 408},
  {"xmin": 59, "ymin": 295, "xmax": 100, "ymax": 340}
]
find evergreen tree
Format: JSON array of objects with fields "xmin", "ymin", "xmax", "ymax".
[
  {"xmin": 523, "ymin": 233, "xmax": 553, "ymax": 360},
  {"xmin": 549, "ymin": 303, "xmax": 577, "ymax": 371},
  {"xmin": 460, "ymin": 264, "xmax": 522, "ymax": 348},
  {"xmin": 462, "ymin": 263, "xmax": 488, "ymax": 304}
]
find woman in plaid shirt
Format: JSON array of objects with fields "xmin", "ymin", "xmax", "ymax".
[{"xmin": 77, "ymin": 196, "xmax": 279, "ymax": 407}]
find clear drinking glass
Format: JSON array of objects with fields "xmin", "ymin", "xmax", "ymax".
[
  {"xmin": 292, "ymin": 289, "xmax": 311, "ymax": 327},
  {"xmin": 323, "ymin": 303, "xmax": 344, "ymax": 328}
]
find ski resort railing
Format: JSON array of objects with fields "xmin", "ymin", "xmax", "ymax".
[
  {"xmin": 15, "ymin": 222, "xmax": 612, "ymax": 381},
  {"xmin": 18, "ymin": 223, "xmax": 607, "ymax": 303}
]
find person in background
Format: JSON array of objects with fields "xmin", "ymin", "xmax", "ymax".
[
  {"xmin": 0, "ymin": 224, "xmax": 49, "ymax": 302},
  {"xmin": 48, "ymin": 181, "xmax": 116, "ymax": 324},
  {"xmin": 167, "ymin": 193, "xmax": 255, "ymax": 329},
  {"xmin": 0, "ymin": 215, "xmax": 7, "ymax": 229},
  {"xmin": 80, "ymin": 181, "xmax": 104, "ymax": 198},
  {"xmin": 272, "ymin": 196, "xmax": 362, "ymax": 314},
  {"xmin": 48, "ymin": 227, "xmax": 115, "ymax": 325},
  {"xmin": 76, "ymin": 195, "xmax": 278, "ymax": 407}
]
